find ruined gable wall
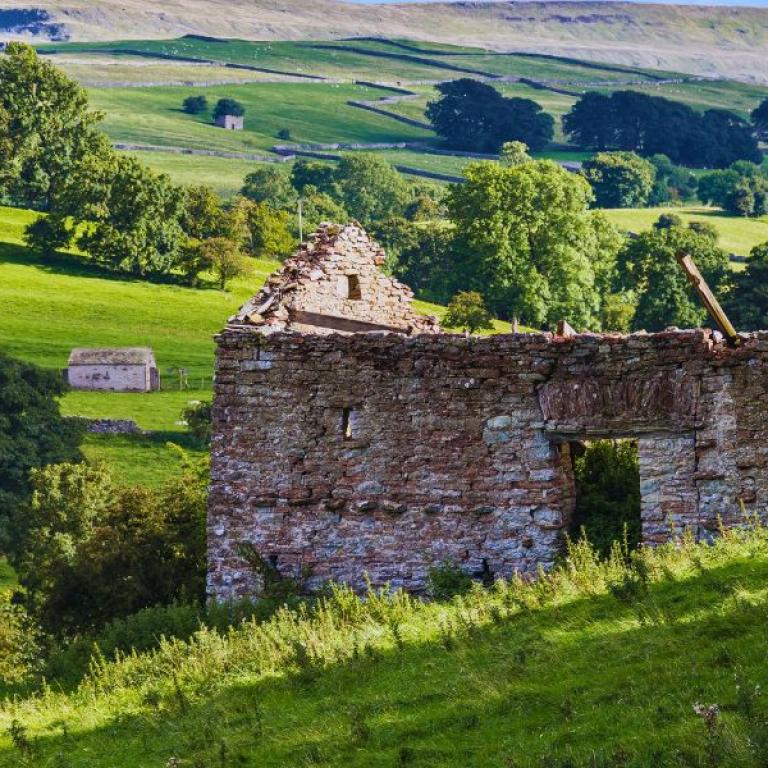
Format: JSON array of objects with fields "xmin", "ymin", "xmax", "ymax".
[
  {"xmin": 238, "ymin": 224, "xmax": 439, "ymax": 334},
  {"xmin": 208, "ymin": 329, "xmax": 768, "ymax": 600}
]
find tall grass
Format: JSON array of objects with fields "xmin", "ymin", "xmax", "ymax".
[{"xmin": 3, "ymin": 523, "xmax": 768, "ymax": 766}]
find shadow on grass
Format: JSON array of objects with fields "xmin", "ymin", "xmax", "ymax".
[
  {"xmin": 4, "ymin": 558, "xmax": 768, "ymax": 767},
  {"xmin": 0, "ymin": 241, "xmax": 226, "ymax": 291}
]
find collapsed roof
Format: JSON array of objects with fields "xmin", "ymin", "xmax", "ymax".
[{"xmin": 232, "ymin": 222, "xmax": 440, "ymax": 336}]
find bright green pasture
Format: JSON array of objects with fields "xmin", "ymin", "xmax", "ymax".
[
  {"xmin": 3, "ymin": 529, "xmax": 768, "ymax": 766},
  {"xmin": 604, "ymin": 206, "xmax": 768, "ymax": 257},
  {"xmin": 39, "ymin": 37, "xmax": 684, "ymax": 84},
  {"xmin": 88, "ymin": 82, "xmax": 435, "ymax": 154},
  {"xmin": 121, "ymin": 149, "xmax": 274, "ymax": 198},
  {"xmin": 0, "ymin": 205, "xmax": 269, "ymax": 483}
]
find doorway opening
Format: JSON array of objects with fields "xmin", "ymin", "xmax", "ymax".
[{"xmin": 567, "ymin": 439, "xmax": 641, "ymax": 559}]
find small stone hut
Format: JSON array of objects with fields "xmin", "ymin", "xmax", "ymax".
[
  {"xmin": 66, "ymin": 347, "xmax": 160, "ymax": 392},
  {"xmin": 215, "ymin": 114, "xmax": 244, "ymax": 131}
]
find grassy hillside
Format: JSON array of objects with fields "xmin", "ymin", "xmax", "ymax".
[
  {"xmin": 0, "ymin": 205, "xmax": 506, "ymax": 484},
  {"xmin": 125, "ymin": 150, "xmax": 281, "ymax": 199},
  {"xmin": 35, "ymin": 37, "xmax": 768, "ymax": 193},
  {"xmin": 3, "ymin": 527, "xmax": 768, "ymax": 766},
  {"xmin": 89, "ymin": 82, "xmax": 434, "ymax": 154},
  {"xmin": 604, "ymin": 207, "xmax": 768, "ymax": 258},
  {"xmin": 0, "ymin": 205, "xmax": 267, "ymax": 483},
  {"xmin": 10, "ymin": 1, "xmax": 768, "ymax": 83}
]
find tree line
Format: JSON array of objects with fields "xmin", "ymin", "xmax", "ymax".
[{"xmin": 426, "ymin": 78, "xmax": 765, "ymax": 171}]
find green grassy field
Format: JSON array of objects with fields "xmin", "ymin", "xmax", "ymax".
[
  {"xmin": 123, "ymin": 149, "xmax": 280, "ymax": 198},
  {"xmin": 0, "ymin": 205, "xmax": 270, "ymax": 483},
  {"xmin": 39, "ymin": 37, "xmax": 682, "ymax": 85},
  {"xmin": 37, "ymin": 37, "xmax": 768, "ymax": 194},
  {"xmin": 3, "ymin": 527, "xmax": 768, "ymax": 766},
  {"xmin": 604, "ymin": 206, "xmax": 768, "ymax": 257},
  {"xmin": 89, "ymin": 82, "xmax": 434, "ymax": 154},
  {"xmin": 0, "ymin": 204, "xmax": 510, "ymax": 484}
]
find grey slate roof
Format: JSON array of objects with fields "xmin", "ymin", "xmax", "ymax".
[{"xmin": 68, "ymin": 347, "xmax": 156, "ymax": 366}]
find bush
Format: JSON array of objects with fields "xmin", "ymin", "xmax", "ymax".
[
  {"xmin": 17, "ymin": 454, "xmax": 208, "ymax": 637},
  {"xmin": 182, "ymin": 95, "xmax": 208, "ymax": 115},
  {"xmin": 181, "ymin": 400, "xmax": 212, "ymax": 443},
  {"xmin": 443, "ymin": 291, "xmax": 494, "ymax": 334},
  {"xmin": 0, "ymin": 591, "xmax": 41, "ymax": 690},
  {"xmin": 581, "ymin": 151, "xmax": 656, "ymax": 208},
  {"xmin": 277, "ymin": 127, "xmax": 291, "ymax": 141},
  {"xmin": 426, "ymin": 561, "xmax": 474, "ymax": 601},
  {"xmin": 569, "ymin": 440, "xmax": 641, "ymax": 559},
  {"xmin": 45, "ymin": 602, "xmax": 204, "ymax": 686}
]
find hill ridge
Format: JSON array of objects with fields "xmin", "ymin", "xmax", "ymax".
[{"xmin": 3, "ymin": 0, "xmax": 768, "ymax": 82}]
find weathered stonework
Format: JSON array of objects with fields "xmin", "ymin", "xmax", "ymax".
[{"xmin": 208, "ymin": 225, "xmax": 768, "ymax": 600}]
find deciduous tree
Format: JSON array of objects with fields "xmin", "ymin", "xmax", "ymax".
[
  {"xmin": 0, "ymin": 42, "xmax": 108, "ymax": 210},
  {"xmin": 0, "ymin": 353, "xmax": 83, "ymax": 559},
  {"xmin": 617, "ymin": 217, "xmax": 731, "ymax": 332},
  {"xmin": 726, "ymin": 242, "xmax": 768, "ymax": 331},
  {"xmin": 448, "ymin": 159, "xmax": 623, "ymax": 329},
  {"xmin": 182, "ymin": 95, "xmax": 208, "ymax": 115},
  {"xmin": 443, "ymin": 291, "xmax": 494, "ymax": 333},
  {"xmin": 427, "ymin": 79, "xmax": 553, "ymax": 153},
  {"xmin": 581, "ymin": 152, "xmax": 656, "ymax": 209}
]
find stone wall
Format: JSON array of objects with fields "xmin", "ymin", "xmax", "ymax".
[
  {"xmin": 67, "ymin": 364, "xmax": 152, "ymax": 392},
  {"xmin": 208, "ymin": 328, "xmax": 768, "ymax": 600},
  {"xmin": 233, "ymin": 223, "xmax": 439, "ymax": 335}
]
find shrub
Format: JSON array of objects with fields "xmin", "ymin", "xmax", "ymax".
[
  {"xmin": 277, "ymin": 128, "xmax": 291, "ymax": 140},
  {"xmin": 181, "ymin": 400, "xmax": 213, "ymax": 443},
  {"xmin": 426, "ymin": 561, "xmax": 474, "ymax": 601},
  {"xmin": 182, "ymin": 95, "xmax": 208, "ymax": 115},
  {"xmin": 0, "ymin": 591, "xmax": 41, "ymax": 690},
  {"xmin": 581, "ymin": 151, "xmax": 656, "ymax": 209},
  {"xmin": 443, "ymin": 291, "xmax": 494, "ymax": 334},
  {"xmin": 45, "ymin": 602, "xmax": 204, "ymax": 686},
  {"xmin": 17, "ymin": 454, "xmax": 208, "ymax": 637},
  {"xmin": 569, "ymin": 440, "xmax": 641, "ymax": 559}
]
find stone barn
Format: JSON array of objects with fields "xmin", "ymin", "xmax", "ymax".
[
  {"xmin": 208, "ymin": 222, "xmax": 768, "ymax": 601},
  {"xmin": 66, "ymin": 347, "xmax": 160, "ymax": 392},
  {"xmin": 215, "ymin": 114, "xmax": 244, "ymax": 130}
]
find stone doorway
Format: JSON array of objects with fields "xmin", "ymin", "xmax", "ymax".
[{"xmin": 567, "ymin": 438, "xmax": 641, "ymax": 557}]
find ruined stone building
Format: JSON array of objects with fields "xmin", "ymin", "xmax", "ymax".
[
  {"xmin": 66, "ymin": 347, "xmax": 160, "ymax": 392},
  {"xmin": 208, "ymin": 223, "xmax": 768, "ymax": 601}
]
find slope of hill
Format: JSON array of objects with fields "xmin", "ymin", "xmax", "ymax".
[
  {"xmin": 0, "ymin": 205, "xmax": 509, "ymax": 484},
  {"xmin": 3, "ymin": 1, "xmax": 768, "ymax": 82},
  {"xmin": 2, "ymin": 526, "xmax": 768, "ymax": 766}
]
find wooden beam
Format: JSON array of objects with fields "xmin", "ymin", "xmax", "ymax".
[
  {"xmin": 289, "ymin": 309, "xmax": 410, "ymax": 335},
  {"xmin": 676, "ymin": 251, "xmax": 740, "ymax": 346}
]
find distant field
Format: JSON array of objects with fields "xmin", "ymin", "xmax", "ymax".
[
  {"xmin": 40, "ymin": 38, "xmax": 681, "ymax": 85},
  {"xmin": 124, "ymin": 149, "xmax": 272, "ymax": 198},
  {"xmin": 89, "ymin": 82, "xmax": 435, "ymax": 154},
  {"xmin": 604, "ymin": 206, "xmax": 768, "ymax": 258},
  {"xmin": 607, "ymin": 79, "xmax": 768, "ymax": 119},
  {"xmin": 43, "ymin": 53, "xmax": 278, "ymax": 86},
  {"xmin": 35, "ymin": 38, "xmax": 768, "ymax": 195}
]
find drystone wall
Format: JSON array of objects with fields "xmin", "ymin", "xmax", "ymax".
[{"xmin": 208, "ymin": 327, "xmax": 768, "ymax": 600}]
